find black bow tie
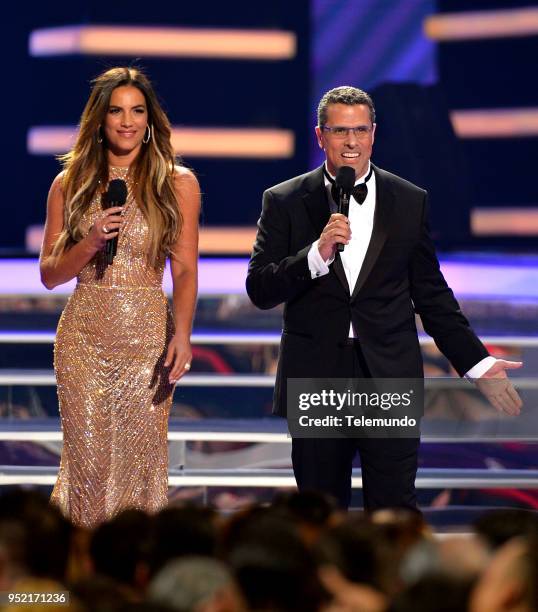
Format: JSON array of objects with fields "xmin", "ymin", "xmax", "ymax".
[{"xmin": 324, "ymin": 166, "xmax": 373, "ymax": 205}]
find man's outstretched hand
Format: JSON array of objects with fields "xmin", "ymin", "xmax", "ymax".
[{"xmin": 474, "ymin": 360, "xmax": 523, "ymax": 416}]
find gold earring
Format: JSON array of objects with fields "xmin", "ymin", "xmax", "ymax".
[
  {"xmin": 97, "ymin": 127, "xmax": 103, "ymax": 144},
  {"xmin": 143, "ymin": 124, "xmax": 152, "ymax": 144}
]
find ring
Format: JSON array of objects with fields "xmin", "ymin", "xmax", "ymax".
[
  {"xmin": 184, "ymin": 363, "xmax": 191, "ymax": 370},
  {"xmin": 103, "ymin": 224, "xmax": 109, "ymax": 234}
]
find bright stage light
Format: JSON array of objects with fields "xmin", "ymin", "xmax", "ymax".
[
  {"xmin": 425, "ymin": 7, "xmax": 538, "ymax": 41},
  {"xmin": 472, "ymin": 208, "xmax": 538, "ymax": 236},
  {"xmin": 451, "ymin": 108, "xmax": 538, "ymax": 138},
  {"xmin": 29, "ymin": 25, "xmax": 296, "ymax": 60}
]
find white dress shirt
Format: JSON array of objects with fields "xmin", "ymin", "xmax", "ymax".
[{"xmin": 306, "ymin": 162, "xmax": 495, "ymax": 379}]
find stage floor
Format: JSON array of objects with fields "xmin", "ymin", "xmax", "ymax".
[{"xmin": 1, "ymin": 253, "xmax": 538, "ymax": 299}]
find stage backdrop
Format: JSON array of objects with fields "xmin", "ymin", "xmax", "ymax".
[{"xmin": 3, "ymin": 1, "xmax": 309, "ymax": 250}]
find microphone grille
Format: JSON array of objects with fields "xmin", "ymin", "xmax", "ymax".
[
  {"xmin": 335, "ymin": 166, "xmax": 356, "ymax": 192},
  {"xmin": 107, "ymin": 179, "xmax": 128, "ymax": 205}
]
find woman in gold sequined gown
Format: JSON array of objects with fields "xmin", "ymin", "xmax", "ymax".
[{"xmin": 39, "ymin": 68, "xmax": 200, "ymax": 528}]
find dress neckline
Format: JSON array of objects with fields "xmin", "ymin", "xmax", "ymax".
[{"xmin": 109, "ymin": 165, "xmax": 130, "ymax": 174}]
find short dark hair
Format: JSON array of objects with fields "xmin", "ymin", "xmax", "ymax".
[
  {"xmin": 90, "ymin": 509, "xmax": 152, "ymax": 586},
  {"xmin": 317, "ymin": 86, "xmax": 376, "ymax": 127}
]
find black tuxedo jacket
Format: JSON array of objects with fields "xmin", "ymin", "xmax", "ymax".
[{"xmin": 246, "ymin": 164, "xmax": 488, "ymax": 417}]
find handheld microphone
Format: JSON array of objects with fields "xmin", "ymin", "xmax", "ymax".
[
  {"xmin": 104, "ymin": 179, "xmax": 127, "ymax": 264},
  {"xmin": 335, "ymin": 166, "xmax": 355, "ymax": 252}
]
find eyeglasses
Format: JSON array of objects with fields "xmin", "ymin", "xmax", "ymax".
[{"xmin": 321, "ymin": 125, "xmax": 373, "ymax": 139}]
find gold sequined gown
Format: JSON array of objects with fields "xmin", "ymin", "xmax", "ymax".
[{"xmin": 51, "ymin": 167, "xmax": 174, "ymax": 528}]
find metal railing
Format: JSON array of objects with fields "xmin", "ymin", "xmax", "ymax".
[
  {"xmin": 1, "ymin": 331, "xmax": 538, "ymax": 346},
  {"xmin": 1, "ymin": 465, "xmax": 537, "ymax": 488}
]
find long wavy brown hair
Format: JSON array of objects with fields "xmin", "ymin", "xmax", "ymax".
[{"xmin": 52, "ymin": 67, "xmax": 182, "ymax": 267}]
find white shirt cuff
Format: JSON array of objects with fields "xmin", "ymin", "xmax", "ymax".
[
  {"xmin": 465, "ymin": 356, "xmax": 497, "ymax": 380},
  {"xmin": 307, "ymin": 240, "xmax": 334, "ymax": 279}
]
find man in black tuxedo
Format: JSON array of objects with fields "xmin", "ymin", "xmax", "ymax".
[{"xmin": 246, "ymin": 86, "xmax": 522, "ymax": 511}]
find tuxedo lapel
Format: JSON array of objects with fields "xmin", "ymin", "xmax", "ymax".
[
  {"xmin": 301, "ymin": 166, "xmax": 349, "ymax": 293},
  {"xmin": 332, "ymin": 253, "xmax": 349, "ymax": 295},
  {"xmin": 351, "ymin": 164, "xmax": 395, "ymax": 300},
  {"xmin": 301, "ymin": 166, "xmax": 330, "ymax": 237}
]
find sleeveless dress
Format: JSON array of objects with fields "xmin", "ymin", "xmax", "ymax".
[{"xmin": 51, "ymin": 166, "xmax": 175, "ymax": 528}]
